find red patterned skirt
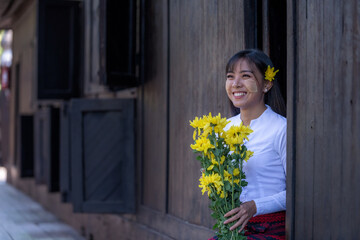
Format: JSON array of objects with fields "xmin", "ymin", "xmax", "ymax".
[{"xmin": 208, "ymin": 211, "xmax": 285, "ymax": 240}]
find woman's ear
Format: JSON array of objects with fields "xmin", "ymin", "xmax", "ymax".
[{"xmin": 263, "ymin": 81, "xmax": 273, "ymax": 93}]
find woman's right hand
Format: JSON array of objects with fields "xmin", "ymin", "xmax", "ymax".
[{"xmin": 223, "ymin": 200, "xmax": 257, "ymax": 233}]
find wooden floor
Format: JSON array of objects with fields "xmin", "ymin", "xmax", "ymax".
[{"xmin": 0, "ymin": 180, "xmax": 85, "ymax": 240}]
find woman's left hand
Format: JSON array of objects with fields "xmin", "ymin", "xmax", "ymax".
[{"xmin": 223, "ymin": 200, "xmax": 257, "ymax": 233}]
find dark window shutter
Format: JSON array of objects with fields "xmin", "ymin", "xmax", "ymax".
[
  {"xmin": 19, "ymin": 115, "xmax": 34, "ymax": 177},
  {"xmin": 37, "ymin": 0, "xmax": 81, "ymax": 99},
  {"xmin": 34, "ymin": 106, "xmax": 60, "ymax": 192},
  {"xmin": 70, "ymin": 99, "xmax": 135, "ymax": 213},
  {"xmin": 34, "ymin": 107, "xmax": 50, "ymax": 184},
  {"xmin": 100, "ymin": 0, "xmax": 138, "ymax": 90},
  {"xmin": 60, "ymin": 102, "xmax": 72, "ymax": 202}
]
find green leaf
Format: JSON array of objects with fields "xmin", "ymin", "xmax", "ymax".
[
  {"xmin": 211, "ymin": 212, "xmax": 219, "ymax": 219},
  {"xmin": 241, "ymin": 180, "xmax": 248, "ymax": 187},
  {"xmin": 213, "ymin": 223, "xmax": 219, "ymax": 230},
  {"xmin": 224, "ymin": 181, "xmax": 231, "ymax": 191}
]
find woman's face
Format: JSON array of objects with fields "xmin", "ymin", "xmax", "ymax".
[{"xmin": 225, "ymin": 59, "xmax": 269, "ymax": 111}]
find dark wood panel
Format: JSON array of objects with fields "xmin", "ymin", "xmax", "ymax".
[
  {"xmin": 338, "ymin": 1, "xmax": 360, "ymax": 238},
  {"xmin": 285, "ymin": 0, "xmax": 296, "ymax": 238},
  {"xmin": 302, "ymin": 1, "xmax": 331, "ymax": 239},
  {"xmin": 319, "ymin": 1, "xmax": 341, "ymax": 239},
  {"xmin": 70, "ymin": 99, "xmax": 135, "ymax": 214},
  {"xmin": 19, "ymin": 115, "xmax": 34, "ymax": 177},
  {"xmin": 137, "ymin": 206, "xmax": 214, "ymax": 239},
  {"xmin": 34, "ymin": 107, "xmax": 51, "ymax": 185},
  {"xmin": 34, "ymin": 106, "xmax": 60, "ymax": 192},
  {"xmin": 293, "ymin": 0, "xmax": 308, "ymax": 238},
  {"xmin": 60, "ymin": 102, "xmax": 72, "ymax": 202},
  {"xmin": 168, "ymin": 0, "xmax": 245, "ymax": 227},
  {"xmin": 0, "ymin": 92, "xmax": 10, "ymax": 166},
  {"xmin": 141, "ymin": 0, "xmax": 168, "ymax": 212},
  {"xmin": 291, "ymin": 1, "xmax": 360, "ymax": 239}
]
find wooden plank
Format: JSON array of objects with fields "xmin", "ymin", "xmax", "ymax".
[
  {"xmin": 141, "ymin": 0, "xmax": 168, "ymax": 212},
  {"xmin": 168, "ymin": 0, "xmax": 245, "ymax": 227},
  {"xmin": 340, "ymin": 1, "xmax": 360, "ymax": 238},
  {"xmin": 70, "ymin": 100, "xmax": 83, "ymax": 212},
  {"xmin": 326, "ymin": 1, "xmax": 342, "ymax": 239},
  {"xmin": 34, "ymin": 106, "xmax": 51, "ymax": 185},
  {"xmin": 83, "ymin": 0, "xmax": 108, "ymax": 95},
  {"xmin": 304, "ymin": 0, "xmax": 323, "ymax": 239},
  {"xmin": 59, "ymin": 102, "xmax": 71, "ymax": 202},
  {"xmin": 285, "ymin": 0, "xmax": 296, "ymax": 238},
  {"xmin": 293, "ymin": 1, "xmax": 360, "ymax": 239},
  {"xmin": 137, "ymin": 205, "xmax": 214, "ymax": 240},
  {"xmin": 293, "ymin": 0, "xmax": 307, "ymax": 238}
]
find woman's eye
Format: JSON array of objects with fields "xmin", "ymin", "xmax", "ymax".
[
  {"xmin": 226, "ymin": 74, "xmax": 233, "ymax": 79},
  {"xmin": 242, "ymin": 74, "xmax": 250, "ymax": 79}
]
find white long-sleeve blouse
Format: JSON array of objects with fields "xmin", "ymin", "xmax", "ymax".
[{"xmin": 225, "ymin": 105, "xmax": 287, "ymax": 216}]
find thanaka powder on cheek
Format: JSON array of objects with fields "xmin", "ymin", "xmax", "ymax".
[{"xmin": 243, "ymin": 79, "xmax": 258, "ymax": 92}]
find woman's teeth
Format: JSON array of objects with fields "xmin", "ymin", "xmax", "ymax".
[{"xmin": 234, "ymin": 92, "xmax": 246, "ymax": 97}]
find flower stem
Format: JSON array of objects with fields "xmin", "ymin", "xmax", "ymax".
[{"xmin": 231, "ymin": 177, "xmax": 234, "ymax": 209}]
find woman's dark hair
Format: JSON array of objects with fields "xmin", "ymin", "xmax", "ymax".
[{"xmin": 226, "ymin": 49, "xmax": 286, "ymax": 117}]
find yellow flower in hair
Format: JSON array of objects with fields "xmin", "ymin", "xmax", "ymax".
[{"xmin": 264, "ymin": 65, "xmax": 279, "ymax": 81}]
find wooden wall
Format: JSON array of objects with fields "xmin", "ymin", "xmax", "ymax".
[
  {"xmin": 139, "ymin": 0, "xmax": 246, "ymax": 238},
  {"xmin": 7, "ymin": 0, "xmax": 37, "ymax": 181},
  {"xmin": 8, "ymin": 0, "xmax": 248, "ymax": 239},
  {"xmin": 287, "ymin": 0, "xmax": 360, "ymax": 239}
]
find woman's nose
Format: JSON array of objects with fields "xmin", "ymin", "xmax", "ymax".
[{"xmin": 232, "ymin": 77, "xmax": 242, "ymax": 87}]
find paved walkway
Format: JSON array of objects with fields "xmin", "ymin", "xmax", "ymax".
[{"xmin": 0, "ymin": 177, "xmax": 85, "ymax": 240}]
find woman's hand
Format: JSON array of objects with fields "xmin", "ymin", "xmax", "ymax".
[{"xmin": 223, "ymin": 200, "xmax": 257, "ymax": 233}]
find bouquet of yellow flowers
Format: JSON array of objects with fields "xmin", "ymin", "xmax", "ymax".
[{"xmin": 190, "ymin": 113, "xmax": 253, "ymax": 240}]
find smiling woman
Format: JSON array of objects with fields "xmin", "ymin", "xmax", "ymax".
[
  {"xmin": 226, "ymin": 50, "xmax": 286, "ymax": 119},
  {"xmin": 209, "ymin": 49, "xmax": 287, "ymax": 240}
]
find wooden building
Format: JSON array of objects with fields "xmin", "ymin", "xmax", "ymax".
[{"xmin": 0, "ymin": 0, "xmax": 359, "ymax": 239}]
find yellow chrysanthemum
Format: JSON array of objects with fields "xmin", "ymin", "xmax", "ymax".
[
  {"xmin": 220, "ymin": 191, "xmax": 227, "ymax": 199},
  {"xmin": 223, "ymin": 170, "xmax": 232, "ymax": 182},
  {"xmin": 201, "ymin": 113, "xmax": 230, "ymax": 136},
  {"xmin": 190, "ymin": 116, "xmax": 207, "ymax": 140},
  {"xmin": 264, "ymin": 65, "xmax": 279, "ymax": 82},
  {"xmin": 233, "ymin": 168, "xmax": 240, "ymax": 176},
  {"xmin": 223, "ymin": 169, "xmax": 241, "ymax": 186},
  {"xmin": 199, "ymin": 172, "xmax": 223, "ymax": 196},
  {"xmin": 207, "ymin": 155, "xmax": 225, "ymax": 170},
  {"xmin": 190, "ymin": 136, "xmax": 214, "ymax": 154},
  {"xmin": 242, "ymin": 150, "xmax": 254, "ymax": 162},
  {"xmin": 225, "ymin": 123, "xmax": 253, "ymax": 150},
  {"xmin": 190, "ymin": 113, "xmax": 229, "ymax": 140}
]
